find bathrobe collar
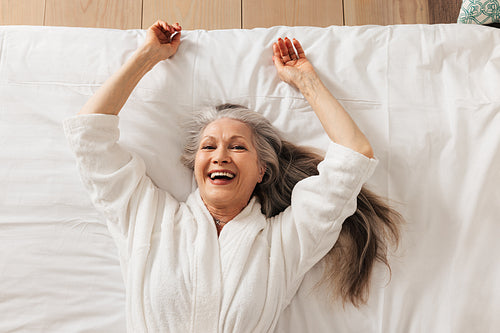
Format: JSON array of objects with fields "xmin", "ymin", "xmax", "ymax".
[
  {"xmin": 191, "ymin": 188, "xmax": 267, "ymax": 243},
  {"xmin": 186, "ymin": 189, "xmax": 268, "ymax": 331}
]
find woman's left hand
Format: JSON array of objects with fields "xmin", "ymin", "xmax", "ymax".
[
  {"xmin": 272, "ymin": 37, "xmax": 317, "ymax": 90},
  {"xmin": 273, "ymin": 37, "xmax": 374, "ymax": 158}
]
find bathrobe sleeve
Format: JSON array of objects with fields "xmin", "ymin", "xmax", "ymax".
[
  {"xmin": 63, "ymin": 114, "xmax": 176, "ymax": 258},
  {"xmin": 276, "ymin": 141, "xmax": 378, "ymax": 300}
]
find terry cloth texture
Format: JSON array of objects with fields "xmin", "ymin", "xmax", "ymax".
[{"xmin": 63, "ymin": 113, "xmax": 378, "ymax": 333}]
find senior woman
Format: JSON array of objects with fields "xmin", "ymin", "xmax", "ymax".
[{"xmin": 64, "ymin": 21, "xmax": 400, "ymax": 332}]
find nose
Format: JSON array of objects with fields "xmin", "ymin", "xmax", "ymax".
[{"xmin": 212, "ymin": 147, "xmax": 231, "ymax": 165}]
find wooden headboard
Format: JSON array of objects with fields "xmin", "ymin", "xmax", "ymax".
[{"xmin": 1, "ymin": 0, "xmax": 462, "ymax": 30}]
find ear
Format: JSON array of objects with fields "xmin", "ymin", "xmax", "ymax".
[{"xmin": 257, "ymin": 165, "xmax": 266, "ymax": 183}]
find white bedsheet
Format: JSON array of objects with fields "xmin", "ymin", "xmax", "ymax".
[{"xmin": 0, "ymin": 24, "xmax": 499, "ymax": 332}]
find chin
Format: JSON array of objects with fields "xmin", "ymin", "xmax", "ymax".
[{"xmin": 203, "ymin": 189, "xmax": 235, "ymax": 204}]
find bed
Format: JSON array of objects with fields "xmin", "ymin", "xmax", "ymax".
[{"xmin": 1, "ymin": 23, "xmax": 499, "ymax": 332}]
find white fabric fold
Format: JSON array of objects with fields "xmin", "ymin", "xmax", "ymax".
[{"xmin": 3, "ymin": 24, "xmax": 500, "ymax": 333}]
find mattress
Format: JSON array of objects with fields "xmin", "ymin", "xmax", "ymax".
[{"xmin": 0, "ymin": 23, "xmax": 499, "ymax": 332}]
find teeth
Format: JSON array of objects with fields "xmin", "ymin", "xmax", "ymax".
[{"xmin": 210, "ymin": 172, "xmax": 235, "ymax": 179}]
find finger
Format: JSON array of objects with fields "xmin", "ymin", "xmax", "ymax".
[
  {"xmin": 272, "ymin": 43, "xmax": 280, "ymax": 59},
  {"xmin": 272, "ymin": 42, "xmax": 282, "ymax": 58},
  {"xmin": 150, "ymin": 24, "xmax": 167, "ymax": 40},
  {"xmin": 277, "ymin": 38, "xmax": 291, "ymax": 62},
  {"xmin": 292, "ymin": 38, "xmax": 306, "ymax": 59},
  {"xmin": 165, "ymin": 23, "xmax": 174, "ymax": 34},
  {"xmin": 155, "ymin": 20, "xmax": 170, "ymax": 35},
  {"xmin": 171, "ymin": 31, "xmax": 181, "ymax": 44},
  {"xmin": 157, "ymin": 20, "xmax": 168, "ymax": 30},
  {"xmin": 149, "ymin": 20, "xmax": 161, "ymax": 32},
  {"xmin": 272, "ymin": 44, "xmax": 284, "ymax": 67},
  {"xmin": 284, "ymin": 37, "xmax": 297, "ymax": 60},
  {"xmin": 162, "ymin": 21, "xmax": 176, "ymax": 34},
  {"xmin": 166, "ymin": 22, "xmax": 181, "ymax": 34}
]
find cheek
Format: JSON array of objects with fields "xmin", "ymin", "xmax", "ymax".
[
  {"xmin": 248, "ymin": 157, "xmax": 265, "ymax": 180},
  {"xmin": 193, "ymin": 153, "xmax": 205, "ymax": 179}
]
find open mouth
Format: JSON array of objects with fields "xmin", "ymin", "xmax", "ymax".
[{"xmin": 208, "ymin": 171, "xmax": 236, "ymax": 183}]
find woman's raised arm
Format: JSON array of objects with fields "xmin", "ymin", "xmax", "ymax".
[
  {"xmin": 78, "ymin": 20, "xmax": 181, "ymax": 116},
  {"xmin": 272, "ymin": 37, "xmax": 374, "ymax": 158}
]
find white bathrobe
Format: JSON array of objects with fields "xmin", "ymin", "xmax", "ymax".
[{"xmin": 63, "ymin": 114, "xmax": 378, "ymax": 333}]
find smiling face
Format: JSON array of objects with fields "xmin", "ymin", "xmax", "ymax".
[{"xmin": 194, "ymin": 118, "xmax": 266, "ymax": 215}]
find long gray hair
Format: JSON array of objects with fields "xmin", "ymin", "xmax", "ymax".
[{"xmin": 181, "ymin": 104, "xmax": 402, "ymax": 306}]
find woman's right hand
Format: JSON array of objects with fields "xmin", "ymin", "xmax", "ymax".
[
  {"xmin": 78, "ymin": 20, "xmax": 181, "ymax": 116},
  {"xmin": 142, "ymin": 20, "xmax": 182, "ymax": 62}
]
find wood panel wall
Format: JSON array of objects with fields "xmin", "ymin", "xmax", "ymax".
[
  {"xmin": 344, "ymin": 0, "xmax": 429, "ymax": 25},
  {"xmin": 0, "ymin": 0, "xmax": 462, "ymax": 29}
]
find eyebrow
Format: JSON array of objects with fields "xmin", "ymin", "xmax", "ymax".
[{"xmin": 202, "ymin": 135, "xmax": 248, "ymax": 141}]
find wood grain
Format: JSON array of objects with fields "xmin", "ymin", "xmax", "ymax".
[
  {"xmin": 243, "ymin": 0, "xmax": 343, "ymax": 28},
  {"xmin": 143, "ymin": 0, "xmax": 241, "ymax": 30},
  {"xmin": 428, "ymin": 0, "xmax": 462, "ymax": 24},
  {"xmin": 44, "ymin": 0, "xmax": 142, "ymax": 29},
  {"xmin": 344, "ymin": 0, "xmax": 429, "ymax": 25},
  {"xmin": 0, "ymin": 0, "xmax": 45, "ymax": 25},
  {"xmin": 1, "ymin": 0, "xmax": 464, "ymax": 30}
]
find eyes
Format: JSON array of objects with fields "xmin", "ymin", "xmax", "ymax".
[{"xmin": 201, "ymin": 144, "xmax": 247, "ymax": 151}]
